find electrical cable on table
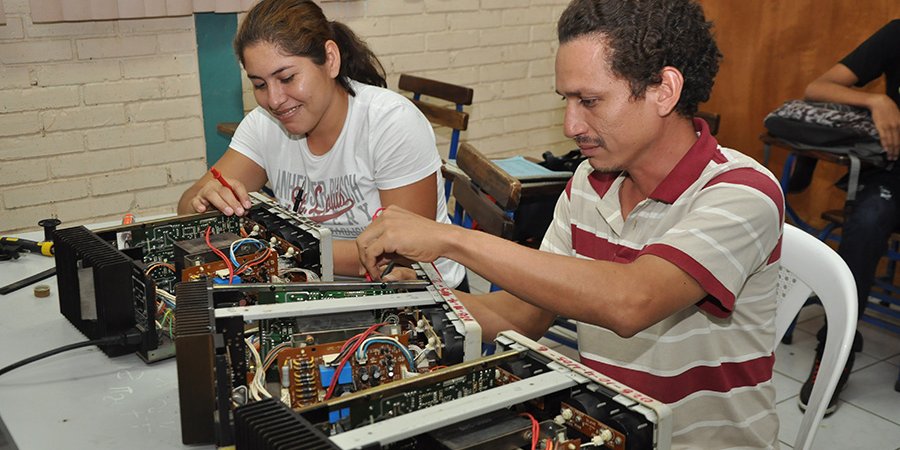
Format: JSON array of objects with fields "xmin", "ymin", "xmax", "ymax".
[{"xmin": 0, "ymin": 328, "xmax": 143, "ymax": 377}]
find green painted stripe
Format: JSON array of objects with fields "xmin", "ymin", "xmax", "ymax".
[{"xmin": 195, "ymin": 12, "xmax": 243, "ymax": 167}]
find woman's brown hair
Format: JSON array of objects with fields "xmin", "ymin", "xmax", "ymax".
[{"xmin": 234, "ymin": 0, "xmax": 386, "ymax": 95}]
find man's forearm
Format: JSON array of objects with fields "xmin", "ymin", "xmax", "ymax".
[{"xmin": 456, "ymin": 289, "xmax": 557, "ymax": 342}]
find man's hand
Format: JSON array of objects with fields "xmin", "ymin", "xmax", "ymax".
[
  {"xmin": 869, "ymin": 94, "xmax": 900, "ymax": 159},
  {"xmin": 357, "ymin": 206, "xmax": 458, "ymax": 280},
  {"xmin": 381, "ymin": 266, "xmax": 418, "ymax": 282},
  {"xmin": 188, "ymin": 177, "xmax": 252, "ymax": 216}
]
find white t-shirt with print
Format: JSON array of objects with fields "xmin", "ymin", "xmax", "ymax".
[{"xmin": 229, "ymin": 80, "xmax": 465, "ymax": 287}]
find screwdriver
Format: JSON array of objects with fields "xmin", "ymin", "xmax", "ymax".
[{"xmin": 0, "ymin": 237, "xmax": 54, "ymax": 256}]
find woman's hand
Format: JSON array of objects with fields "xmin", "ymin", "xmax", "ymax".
[{"xmin": 189, "ymin": 176, "xmax": 252, "ymax": 216}]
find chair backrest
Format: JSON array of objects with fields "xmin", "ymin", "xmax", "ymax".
[
  {"xmin": 398, "ymin": 74, "xmax": 473, "ymax": 160},
  {"xmin": 776, "ymin": 224, "xmax": 858, "ymax": 450},
  {"xmin": 451, "ymin": 142, "xmax": 522, "ymax": 239},
  {"xmin": 452, "ymin": 141, "xmax": 568, "ymax": 242}
]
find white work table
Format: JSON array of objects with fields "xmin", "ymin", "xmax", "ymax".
[{"xmin": 0, "ymin": 230, "xmax": 212, "ymax": 450}]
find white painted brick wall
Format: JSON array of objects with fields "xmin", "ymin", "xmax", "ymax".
[
  {"xmin": 0, "ymin": 2, "xmax": 207, "ymax": 234},
  {"xmin": 0, "ymin": 86, "xmax": 80, "ymax": 113},
  {"xmin": 165, "ymin": 117, "xmax": 205, "ymax": 140},
  {"xmin": 83, "ymin": 79, "xmax": 162, "ymax": 105},
  {"xmin": 0, "ymin": 132, "xmax": 86, "ymax": 160},
  {"xmin": 0, "ymin": 111, "xmax": 41, "ymax": 136},
  {"xmin": 41, "ymin": 104, "xmax": 127, "ymax": 132},
  {"xmin": 34, "ymin": 61, "xmax": 121, "ymax": 87},
  {"xmin": 0, "ymin": 67, "xmax": 31, "ymax": 89},
  {"xmin": 3, "ymin": 179, "xmax": 90, "ymax": 208},
  {"xmin": 1, "ymin": 0, "xmax": 573, "ymax": 235},
  {"xmin": 91, "ymin": 166, "xmax": 169, "ymax": 195},
  {"xmin": 84, "ymin": 123, "xmax": 166, "ymax": 150},
  {"xmin": 75, "ymin": 35, "xmax": 159, "ymax": 60},
  {"xmin": 131, "ymin": 139, "xmax": 205, "ymax": 166},
  {"xmin": 48, "ymin": 148, "xmax": 134, "ymax": 177}
]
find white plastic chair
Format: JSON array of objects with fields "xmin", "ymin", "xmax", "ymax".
[{"xmin": 776, "ymin": 223, "xmax": 858, "ymax": 450}]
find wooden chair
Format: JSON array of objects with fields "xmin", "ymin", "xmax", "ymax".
[
  {"xmin": 398, "ymin": 74, "xmax": 474, "ymax": 206},
  {"xmin": 398, "ymin": 74, "xmax": 474, "ymax": 162},
  {"xmin": 453, "ymin": 142, "xmax": 566, "ymax": 244},
  {"xmin": 452, "ymin": 142, "xmax": 575, "ymax": 347},
  {"xmin": 452, "ymin": 142, "xmax": 521, "ymax": 241}
]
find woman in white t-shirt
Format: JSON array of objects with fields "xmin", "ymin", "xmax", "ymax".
[{"xmin": 178, "ymin": 0, "xmax": 465, "ymax": 288}]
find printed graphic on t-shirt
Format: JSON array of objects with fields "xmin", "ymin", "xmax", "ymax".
[{"xmin": 274, "ymin": 169, "xmax": 374, "ymax": 239}]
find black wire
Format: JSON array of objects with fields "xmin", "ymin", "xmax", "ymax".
[{"xmin": 0, "ymin": 329, "xmax": 142, "ymax": 377}]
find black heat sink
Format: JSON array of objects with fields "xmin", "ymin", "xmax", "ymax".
[
  {"xmin": 53, "ymin": 226, "xmax": 154, "ymax": 356},
  {"xmin": 234, "ymin": 398, "xmax": 339, "ymax": 450},
  {"xmin": 174, "ymin": 279, "xmax": 218, "ymax": 445}
]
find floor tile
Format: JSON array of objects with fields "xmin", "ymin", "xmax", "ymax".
[
  {"xmin": 793, "ymin": 302, "xmax": 899, "ymax": 358},
  {"xmin": 856, "ymin": 321, "xmax": 900, "ymax": 360},
  {"xmin": 790, "ymin": 313, "xmax": 887, "ymax": 370},
  {"xmin": 793, "ymin": 310, "xmax": 825, "ymax": 336},
  {"xmin": 841, "ymin": 361, "xmax": 900, "ymax": 425},
  {"xmin": 773, "ymin": 372, "xmax": 802, "ymax": 404},
  {"xmin": 777, "ymin": 396, "xmax": 900, "ymax": 449},
  {"xmin": 795, "ymin": 303, "xmax": 825, "ymax": 324},
  {"xmin": 774, "ymin": 328, "xmax": 818, "ymax": 382}
]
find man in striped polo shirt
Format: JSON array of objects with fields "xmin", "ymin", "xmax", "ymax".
[{"xmin": 358, "ymin": 0, "xmax": 785, "ymax": 447}]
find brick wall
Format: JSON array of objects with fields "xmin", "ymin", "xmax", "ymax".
[
  {"xmin": 0, "ymin": 0, "xmax": 572, "ymax": 235},
  {"xmin": 318, "ymin": 0, "xmax": 573, "ymax": 161}
]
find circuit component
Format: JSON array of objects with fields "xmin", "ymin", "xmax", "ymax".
[
  {"xmin": 55, "ymin": 192, "xmax": 333, "ymax": 364},
  {"xmin": 269, "ymin": 331, "xmax": 673, "ymax": 450},
  {"xmin": 174, "ymin": 264, "xmax": 481, "ymax": 447}
]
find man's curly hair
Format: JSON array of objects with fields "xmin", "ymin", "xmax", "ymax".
[{"xmin": 558, "ymin": 0, "xmax": 722, "ymax": 117}]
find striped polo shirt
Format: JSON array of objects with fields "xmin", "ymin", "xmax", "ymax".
[{"xmin": 541, "ymin": 118, "xmax": 784, "ymax": 449}]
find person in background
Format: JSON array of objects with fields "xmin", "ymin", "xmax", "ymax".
[
  {"xmin": 178, "ymin": 0, "xmax": 466, "ymax": 289},
  {"xmin": 800, "ymin": 19, "xmax": 900, "ymax": 413},
  {"xmin": 357, "ymin": 0, "xmax": 784, "ymax": 447}
]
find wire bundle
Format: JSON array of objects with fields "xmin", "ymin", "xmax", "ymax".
[
  {"xmin": 355, "ymin": 337, "xmax": 415, "ymax": 371},
  {"xmin": 324, "ymin": 323, "xmax": 388, "ymax": 400},
  {"xmin": 154, "ymin": 288, "xmax": 177, "ymax": 338},
  {"xmin": 520, "ymin": 412, "xmax": 540, "ymax": 450},
  {"xmin": 204, "ymin": 227, "xmax": 274, "ymax": 283},
  {"xmin": 205, "ymin": 226, "xmax": 234, "ymax": 283}
]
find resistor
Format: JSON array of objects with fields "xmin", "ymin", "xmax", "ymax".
[
  {"xmin": 281, "ymin": 364, "xmax": 290, "ymax": 388},
  {"xmin": 290, "ymin": 357, "xmax": 318, "ymax": 406}
]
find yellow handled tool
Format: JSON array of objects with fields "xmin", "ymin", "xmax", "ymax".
[{"xmin": 0, "ymin": 237, "xmax": 54, "ymax": 256}]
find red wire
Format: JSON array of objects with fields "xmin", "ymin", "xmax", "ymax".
[
  {"xmin": 519, "ymin": 413, "xmax": 539, "ymax": 450},
  {"xmin": 324, "ymin": 322, "xmax": 387, "ymax": 400},
  {"xmin": 234, "ymin": 248, "xmax": 273, "ymax": 275},
  {"xmin": 205, "ymin": 226, "xmax": 234, "ymax": 283}
]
